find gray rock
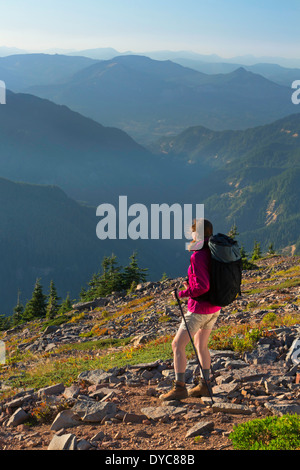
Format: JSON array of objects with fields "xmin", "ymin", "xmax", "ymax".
[
  {"xmin": 264, "ymin": 402, "xmax": 300, "ymax": 416},
  {"xmin": 185, "ymin": 420, "xmax": 214, "ymax": 438},
  {"xmin": 63, "ymin": 384, "xmax": 80, "ymax": 399},
  {"xmin": 5, "ymin": 394, "xmax": 34, "ymax": 410},
  {"xmin": 78, "ymin": 369, "xmax": 110, "ymax": 385},
  {"xmin": 48, "ymin": 433, "xmax": 77, "ymax": 450},
  {"xmin": 6, "ymin": 408, "xmax": 29, "ymax": 427},
  {"xmin": 212, "ymin": 402, "xmax": 252, "ymax": 415},
  {"xmin": 233, "ymin": 367, "xmax": 270, "ymax": 383},
  {"xmin": 72, "ymin": 297, "xmax": 109, "ymax": 312},
  {"xmin": 90, "ymin": 431, "xmax": 105, "ymax": 442},
  {"xmin": 244, "ymin": 347, "xmax": 278, "ymax": 365},
  {"xmin": 133, "ymin": 334, "xmax": 156, "ymax": 346},
  {"xmin": 72, "ymin": 400, "xmax": 117, "ymax": 422},
  {"xmin": 88, "ymin": 387, "xmax": 114, "ymax": 400},
  {"xmin": 212, "ymin": 382, "xmax": 240, "ymax": 398},
  {"xmin": 37, "ymin": 383, "xmax": 65, "ymax": 397},
  {"xmin": 44, "ymin": 343, "xmax": 57, "ymax": 352},
  {"xmin": 141, "ymin": 405, "xmax": 186, "ymax": 421},
  {"xmin": 225, "ymin": 359, "xmax": 248, "ymax": 369},
  {"xmin": 42, "ymin": 325, "xmax": 60, "ymax": 336},
  {"xmin": 50, "ymin": 409, "xmax": 81, "ymax": 431},
  {"xmin": 77, "ymin": 439, "xmax": 92, "ymax": 450}
]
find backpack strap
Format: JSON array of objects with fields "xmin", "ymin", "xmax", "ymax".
[{"xmin": 190, "ymin": 242, "xmax": 211, "ymax": 302}]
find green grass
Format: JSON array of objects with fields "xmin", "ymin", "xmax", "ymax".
[
  {"xmin": 57, "ymin": 337, "xmax": 132, "ymax": 353},
  {"xmin": 229, "ymin": 414, "xmax": 300, "ymax": 450},
  {"xmin": 244, "ymin": 277, "xmax": 300, "ymax": 295},
  {"xmin": 1, "ymin": 335, "xmax": 176, "ymax": 393}
]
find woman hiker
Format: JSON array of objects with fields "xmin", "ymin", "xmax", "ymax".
[{"xmin": 160, "ymin": 218, "xmax": 221, "ymax": 401}]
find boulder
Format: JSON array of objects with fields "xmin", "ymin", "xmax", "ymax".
[
  {"xmin": 212, "ymin": 403, "xmax": 252, "ymax": 415},
  {"xmin": 50, "ymin": 410, "xmax": 81, "ymax": 431},
  {"xmin": 185, "ymin": 420, "xmax": 214, "ymax": 438},
  {"xmin": 141, "ymin": 405, "xmax": 186, "ymax": 421},
  {"xmin": 72, "ymin": 400, "xmax": 117, "ymax": 423},
  {"xmin": 72, "ymin": 297, "xmax": 109, "ymax": 312},
  {"xmin": 48, "ymin": 433, "xmax": 77, "ymax": 450},
  {"xmin": 37, "ymin": 383, "xmax": 65, "ymax": 398},
  {"xmin": 264, "ymin": 402, "xmax": 300, "ymax": 416},
  {"xmin": 6, "ymin": 408, "xmax": 29, "ymax": 427}
]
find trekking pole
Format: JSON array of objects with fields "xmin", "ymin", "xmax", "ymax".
[{"xmin": 173, "ymin": 288, "xmax": 214, "ymax": 405}]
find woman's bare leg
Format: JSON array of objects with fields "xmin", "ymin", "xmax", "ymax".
[
  {"xmin": 193, "ymin": 328, "xmax": 212, "ymax": 374},
  {"xmin": 172, "ymin": 328, "xmax": 191, "ymax": 376}
]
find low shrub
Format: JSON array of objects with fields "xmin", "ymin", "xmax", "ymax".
[{"xmin": 229, "ymin": 414, "xmax": 300, "ymax": 450}]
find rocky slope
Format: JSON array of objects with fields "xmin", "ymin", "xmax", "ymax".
[{"xmin": 0, "ymin": 255, "xmax": 299, "ymax": 451}]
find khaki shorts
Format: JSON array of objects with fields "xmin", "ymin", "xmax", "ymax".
[{"xmin": 179, "ymin": 310, "xmax": 220, "ymax": 336}]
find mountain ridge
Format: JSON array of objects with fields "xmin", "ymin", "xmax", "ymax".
[
  {"xmin": 152, "ymin": 114, "xmax": 300, "ymax": 253},
  {"xmin": 23, "ymin": 54, "xmax": 298, "ymax": 144}
]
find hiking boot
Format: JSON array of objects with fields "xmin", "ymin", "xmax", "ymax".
[
  {"xmin": 159, "ymin": 381, "xmax": 188, "ymax": 401},
  {"xmin": 188, "ymin": 378, "xmax": 212, "ymax": 398}
]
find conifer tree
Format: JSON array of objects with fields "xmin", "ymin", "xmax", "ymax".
[
  {"xmin": 104, "ymin": 253, "xmax": 123, "ymax": 294},
  {"xmin": 0, "ymin": 314, "xmax": 11, "ymax": 331},
  {"xmin": 251, "ymin": 240, "xmax": 262, "ymax": 261},
  {"xmin": 23, "ymin": 278, "xmax": 47, "ymax": 321},
  {"xmin": 46, "ymin": 280, "xmax": 61, "ymax": 319},
  {"xmin": 12, "ymin": 290, "xmax": 24, "ymax": 326},
  {"xmin": 268, "ymin": 243, "xmax": 275, "ymax": 255},
  {"xmin": 59, "ymin": 293, "xmax": 73, "ymax": 314},
  {"xmin": 228, "ymin": 223, "xmax": 239, "ymax": 240},
  {"xmin": 81, "ymin": 252, "xmax": 148, "ymax": 300},
  {"xmin": 122, "ymin": 251, "xmax": 148, "ymax": 290}
]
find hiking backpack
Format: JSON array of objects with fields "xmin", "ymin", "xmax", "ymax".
[{"xmin": 192, "ymin": 233, "xmax": 242, "ymax": 307}]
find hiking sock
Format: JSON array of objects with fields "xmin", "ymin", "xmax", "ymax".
[
  {"xmin": 175, "ymin": 373, "xmax": 185, "ymax": 383},
  {"xmin": 201, "ymin": 369, "xmax": 210, "ymax": 382}
]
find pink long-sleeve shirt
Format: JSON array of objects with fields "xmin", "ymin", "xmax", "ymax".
[{"xmin": 178, "ymin": 243, "xmax": 221, "ymax": 314}]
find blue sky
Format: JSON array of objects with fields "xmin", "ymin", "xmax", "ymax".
[{"xmin": 1, "ymin": 0, "xmax": 300, "ymax": 58}]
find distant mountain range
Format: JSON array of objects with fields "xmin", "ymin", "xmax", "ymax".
[
  {"xmin": 19, "ymin": 54, "xmax": 298, "ymax": 144},
  {"xmin": 2, "ymin": 46, "xmax": 300, "ymax": 66},
  {"xmin": 0, "ymin": 53, "xmax": 98, "ymax": 91},
  {"xmin": 0, "ymin": 53, "xmax": 299, "ymax": 144},
  {"xmin": 172, "ymin": 59, "xmax": 300, "ymax": 87}
]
